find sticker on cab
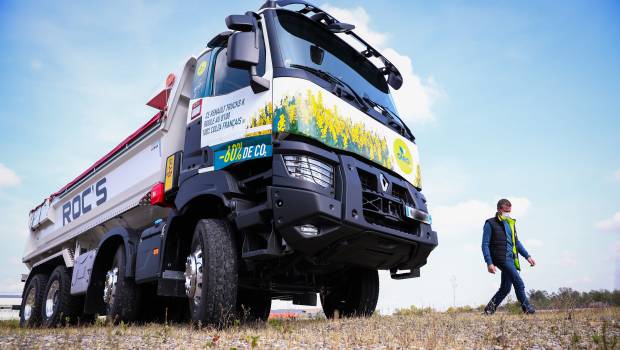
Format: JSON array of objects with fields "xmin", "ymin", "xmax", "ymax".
[
  {"xmin": 197, "ymin": 60, "xmax": 207, "ymax": 77},
  {"xmin": 393, "ymin": 138, "xmax": 413, "ymax": 174},
  {"xmin": 212, "ymin": 135, "xmax": 272, "ymax": 170}
]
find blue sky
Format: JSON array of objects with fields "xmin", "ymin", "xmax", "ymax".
[{"xmin": 0, "ymin": 1, "xmax": 619, "ymax": 311}]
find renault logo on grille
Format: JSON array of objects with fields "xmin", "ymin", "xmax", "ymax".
[{"xmin": 379, "ymin": 173, "xmax": 389, "ymax": 192}]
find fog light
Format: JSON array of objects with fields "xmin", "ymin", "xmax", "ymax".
[
  {"xmin": 299, "ymin": 224, "xmax": 319, "ymax": 237},
  {"xmin": 283, "ymin": 155, "xmax": 334, "ymax": 188}
]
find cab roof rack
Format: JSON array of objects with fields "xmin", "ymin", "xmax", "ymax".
[{"xmin": 261, "ymin": 0, "xmax": 403, "ymax": 89}]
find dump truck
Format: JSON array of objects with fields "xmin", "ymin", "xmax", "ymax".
[{"xmin": 19, "ymin": 0, "xmax": 438, "ymax": 327}]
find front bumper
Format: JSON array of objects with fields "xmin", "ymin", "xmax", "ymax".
[{"xmin": 271, "ymin": 140, "xmax": 438, "ymax": 272}]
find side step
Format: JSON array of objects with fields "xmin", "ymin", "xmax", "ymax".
[{"xmin": 390, "ymin": 268, "xmax": 420, "ymax": 280}]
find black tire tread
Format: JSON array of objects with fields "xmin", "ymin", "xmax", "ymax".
[
  {"xmin": 189, "ymin": 219, "xmax": 238, "ymax": 327},
  {"xmin": 19, "ymin": 273, "xmax": 49, "ymax": 327},
  {"xmin": 41, "ymin": 266, "xmax": 83, "ymax": 327},
  {"xmin": 106, "ymin": 245, "xmax": 141, "ymax": 323},
  {"xmin": 321, "ymin": 268, "xmax": 379, "ymax": 318}
]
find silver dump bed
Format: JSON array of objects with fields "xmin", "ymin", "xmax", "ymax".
[{"xmin": 23, "ymin": 58, "xmax": 196, "ymax": 268}]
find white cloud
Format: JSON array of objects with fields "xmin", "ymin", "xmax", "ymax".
[
  {"xmin": 431, "ymin": 196, "xmax": 531, "ymax": 236},
  {"xmin": 523, "ymin": 239, "xmax": 544, "ymax": 248},
  {"xmin": 614, "ymin": 169, "xmax": 620, "ymax": 182},
  {"xmin": 422, "ymin": 162, "xmax": 471, "ymax": 203},
  {"xmin": 560, "ymin": 250, "xmax": 577, "ymax": 267},
  {"xmin": 0, "ymin": 163, "xmax": 21, "ymax": 188},
  {"xmin": 323, "ymin": 4, "xmax": 441, "ymax": 124},
  {"xmin": 432, "ymin": 200, "xmax": 494, "ymax": 236},
  {"xmin": 595, "ymin": 212, "xmax": 620, "ymax": 233}
]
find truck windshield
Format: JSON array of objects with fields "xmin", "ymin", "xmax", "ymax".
[{"xmin": 272, "ymin": 10, "xmax": 399, "ymax": 117}]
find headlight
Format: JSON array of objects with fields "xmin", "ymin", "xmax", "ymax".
[
  {"xmin": 298, "ymin": 224, "xmax": 319, "ymax": 237},
  {"xmin": 283, "ymin": 155, "xmax": 334, "ymax": 188}
]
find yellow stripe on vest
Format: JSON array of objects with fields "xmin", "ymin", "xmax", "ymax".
[{"xmin": 499, "ymin": 215, "xmax": 521, "ymax": 271}]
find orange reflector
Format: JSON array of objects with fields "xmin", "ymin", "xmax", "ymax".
[{"xmin": 153, "ymin": 248, "xmax": 159, "ymax": 256}]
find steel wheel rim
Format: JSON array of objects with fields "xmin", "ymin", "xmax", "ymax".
[
  {"xmin": 184, "ymin": 247, "xmax": 203, "ymax": 306},
  {"xmin": 24, "ymin": 287, "xmax": 36, "ymax": 321},
  {"xmin": 103, "ymin": 267, "xmax": 118, "ymax": 309},
  {"xmin": 45, "ymin": 280, "xmax": 60, "ymax": 318}
]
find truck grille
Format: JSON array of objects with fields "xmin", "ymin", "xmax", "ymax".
[
  {"xmin": 357, "ymin": 169, "xmax": 418, "ymax": 233},
  {"xmin": 392, "ymin": 183, "xmax": 413, "ymax": 205}
]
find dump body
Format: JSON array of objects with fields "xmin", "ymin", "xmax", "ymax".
[{"xmin": 23, "ymin": 63, "xmax": 196, "ymax": 268}]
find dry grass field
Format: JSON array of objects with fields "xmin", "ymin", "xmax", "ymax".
[{"xmin": 0, "ymin": 307, "xmax": 618, "ymax": 349}]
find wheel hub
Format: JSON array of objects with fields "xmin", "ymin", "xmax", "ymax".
[
  {"xmin": 23, "ymin": 288, "xmax": 36, "ymax": 321},
  {"xmin": 45, "ymin": 280, "xmax": 60, "ymax": 318},
  {"xmin": 184, "ymin": 248, "xmax": 203, "ymax": 305},
  {"xmin": 103, "ymin": 267, "xmax": 118, "ymax": 307}
]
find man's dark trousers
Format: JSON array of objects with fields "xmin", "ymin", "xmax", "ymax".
[{"xmin": 489, "ymin": 254, "xmax": 528, "ymax": 307}]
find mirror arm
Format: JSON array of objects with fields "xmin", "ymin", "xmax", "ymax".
[
  {"xmin": 249, "ymin": 66, "xmax": 270, "ymax": 93},
  {"xmin": 249, "ymin": 12, "xmax": 270, "ymax": 93}
]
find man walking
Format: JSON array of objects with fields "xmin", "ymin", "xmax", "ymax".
[{"xmin": 482, "ymin": 199, "xmax": 536, "ymax": 314}]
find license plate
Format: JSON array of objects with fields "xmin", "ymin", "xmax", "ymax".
[{"xmin": 404, "ymin": 205, "xmax": 432, "ymax": 224}]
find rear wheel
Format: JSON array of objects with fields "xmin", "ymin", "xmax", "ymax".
[
  {"xmin": 185, "ymin": 219, "xmax": 238, "ymax": 327},
  {"xmin": 19, "ymin": 273, "xmax": 49, "ymax": 327},
  {"xmin": 320, "ymin": 268, "xmax": 379, "ymax": 318},
  {"xmin": 103, "ymin": 245, "xmax": 140, "ymax": 323},
  {"xmin": 237, "ymin": 288, "xmax": 271, "ymax": 322},
  {"xmin": 41, "ymin": 266, "xmax": 83, "ymax": 327}
]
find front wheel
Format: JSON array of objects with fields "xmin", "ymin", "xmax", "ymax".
[
  {"xmin": 320, "ymin": 268, "xmax": 379, "ymax": 318},
  {"xmin": 103, "ymin": 245, "xmax": 140, "ymax": 323},
  {"xmin": 185, "ymin": 219, "xmax": 238, "ymax": 327}
]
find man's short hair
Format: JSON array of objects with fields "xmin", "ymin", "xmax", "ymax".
[{"xmin": 497, "ymin": 198, "xmax": 512, "ymax": 210}]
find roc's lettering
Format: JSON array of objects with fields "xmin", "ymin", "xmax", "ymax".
[{"xmin": 62, "ymin": 178, "xmax": 107, "ymax": 226}]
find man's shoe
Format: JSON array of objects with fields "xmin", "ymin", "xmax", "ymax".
[
  {"xmin": 484, "ymin": 301, "xmax": 496, "ymax": 315},
  {"xmin": 522, "ymin": 304, "xmax": 536, "ymax": 314}
]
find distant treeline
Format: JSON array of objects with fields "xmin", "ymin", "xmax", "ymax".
[
  {"xmin": 394, "ymin": 288, "xmax": 620, "ymax": 316},
  {"xmin": 525, "ymin": 288, "xmax": 620, "ymax": 310}
]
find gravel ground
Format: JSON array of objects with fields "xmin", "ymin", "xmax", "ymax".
[{"xmin": 1, "ymin": 308, "xmax": 618, "ymax": 349}]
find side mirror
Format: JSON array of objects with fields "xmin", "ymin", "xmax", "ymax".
[
  {"xmin": 227, "ymin": 32, "xmax": 259, "ymax": 69},
  {"xmin": 225, "ymin": 14, "xmax": 254, "ymax": 32},
  {"xmin": 226, "ymin": 24, "xmax": 270, "ymax": 93}
]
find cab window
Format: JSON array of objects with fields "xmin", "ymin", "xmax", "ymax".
[{"xmin": 192, "ymin": 50, "xmax": 213, "ymax": 99}]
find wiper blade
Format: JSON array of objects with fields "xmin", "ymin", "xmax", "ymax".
[
  {"xmin": 289, "ymin": 64, "xmax": 369, "ymax": 111},
  {"xmin": 362, "ymin": 96, "xmax": 402, "ymax": 125},
  {"xmin": 362, "ymin": 96, "xmax": 413, "ymax": 139}
]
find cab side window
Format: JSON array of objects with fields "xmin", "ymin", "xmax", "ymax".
[
  {"xmin": 212, "ymin": 28, "xmax": 266, "ymax": 96},
  {"xmin": 192, "ymin": 51, "xmax": 213, "ymax": 99}
]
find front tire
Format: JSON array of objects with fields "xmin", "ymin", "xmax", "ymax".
[
  {"xmin": 320, "ymin": 268, "xmax": 379, "ymax": 318},
  {"xmin": 41, "ymin": 266, "xmax": 83, "ymax": 327},
  {"xmin": 185, "ymin": 219, "xmax": 238, "ymax": 327},
  {"xmin": 104, "ymin": 245, "xmax": 140, "ymax": 323},
  {"xmin": 19, "ymin": 273, "xmax": 49, "ymax": 327}
]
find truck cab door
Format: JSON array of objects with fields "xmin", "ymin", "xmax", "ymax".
[{"xmin": 186, "ymin": 25, "xmax": 273, "ymax": 172}]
